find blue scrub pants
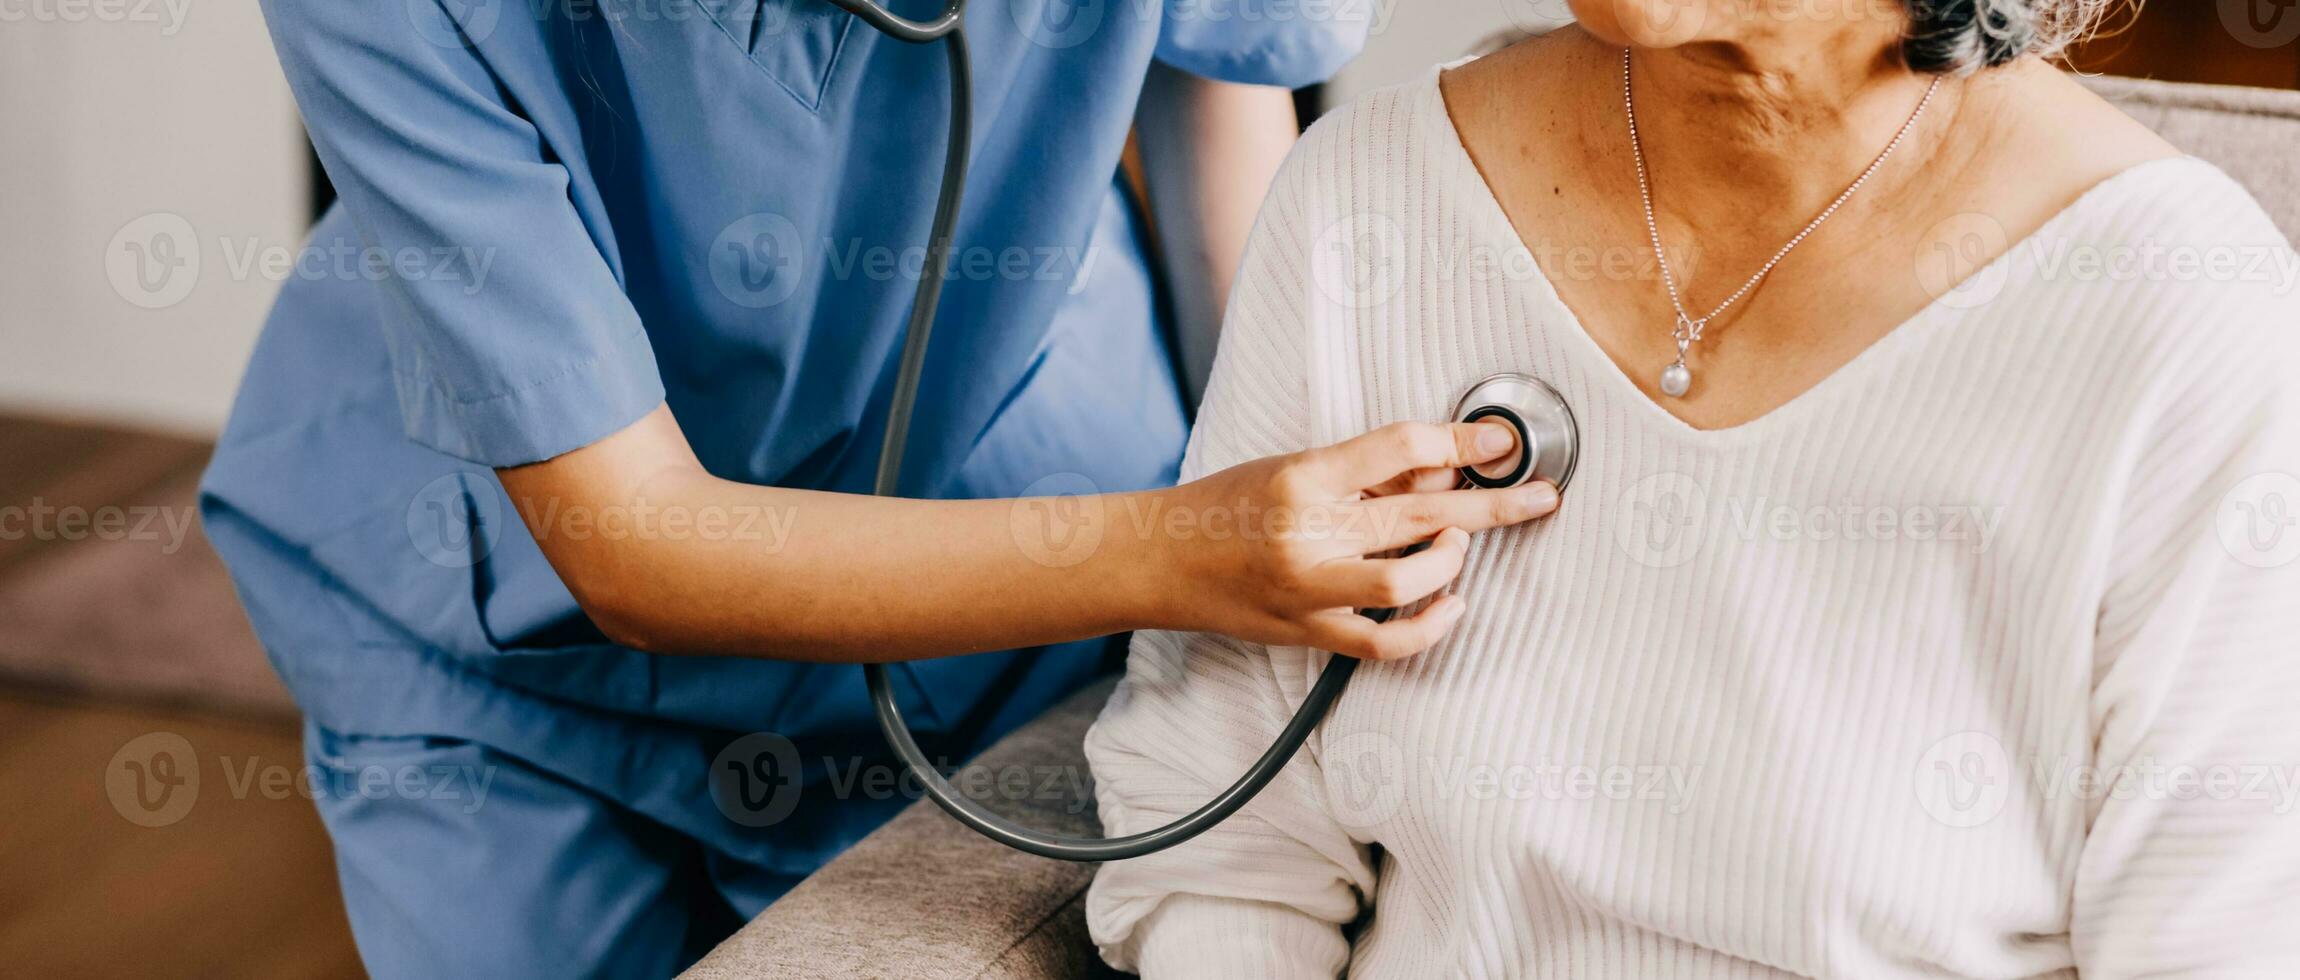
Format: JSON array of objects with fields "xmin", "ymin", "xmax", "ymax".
[{"xmin": 305, "ymin": 723, "xmax": 801, "ymax": 979}]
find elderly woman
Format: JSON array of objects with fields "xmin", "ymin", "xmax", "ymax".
[{"xmin": 1084, "ymin": 1, "xmax": 2300, "ymax": 977}]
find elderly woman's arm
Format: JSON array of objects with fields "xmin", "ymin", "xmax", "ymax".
[
  {"xmin": 1086, "ymin": 628, "xmax": 1377, "ymax": 977},
  {"xmin": 2072, "ymin": 251, "xmax": 2300, "ymax": 974},
  {"xmin": 1085, "ymin": 129, "xmax": 1393, "ymax": 978}
]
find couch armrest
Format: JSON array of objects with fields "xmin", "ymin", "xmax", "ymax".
[{"xmin": 682, "ymin": 678, "xmax": 1122, "ymax": 980}]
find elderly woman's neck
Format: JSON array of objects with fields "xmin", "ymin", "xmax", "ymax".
[{"xmin": 1627, "ymin": 37, "xmax": 1952, "ymax": 210}]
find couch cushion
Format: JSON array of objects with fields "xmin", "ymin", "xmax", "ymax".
[
  {"xmin": 682, "ymin": 678, "xmax": 1118, "ymax": 980},
  {"xmin": 0, "ymin": 416, "xmax": 292, "ymax": 719},
  {"xmin": 2082, "ymin": 75, "xmax": 2300, "ymax": 241}
]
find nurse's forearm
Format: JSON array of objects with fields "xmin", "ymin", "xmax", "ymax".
[
  {"xmin": 499, "ymin": 405, "xmax": 1553, "ymax": 663},
  {"xmin": 1135, "ymin": 62, "xmax": 1301, "ymax": 402},
  {"xmin": 555, "ymin": 475, "xmax": 1170, "ymax": 663},
  {"xmin": 497, "ymin": 408, "xmax": 1162, "ymax": 662}
]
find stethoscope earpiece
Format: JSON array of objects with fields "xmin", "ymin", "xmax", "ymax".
[{"xmin": 1453, "ymin": 373, "xmax": 1579, "ymax": 494}]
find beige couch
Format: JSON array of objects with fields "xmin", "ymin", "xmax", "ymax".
[{"xmin": 683, "ymin": 74, "xmax": 2300, "ymax": 980}]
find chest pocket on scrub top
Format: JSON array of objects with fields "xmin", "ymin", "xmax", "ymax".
[{"xmin": 690, "ymin": 0, "xmax": 856, "ymax": 110}]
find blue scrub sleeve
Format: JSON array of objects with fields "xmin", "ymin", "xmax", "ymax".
[
  {"xmin": 259, "ymin": 0, "xmax": 665, "ymax": 467},
  {"xmin": 1153, "ymin": 0, "xmax": 1372, "ymax": 87}
]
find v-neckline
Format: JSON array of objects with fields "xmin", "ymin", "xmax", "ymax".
[{"xmin": 1421, "ymin": 63, "xmax": 2198, "ymax": 442}]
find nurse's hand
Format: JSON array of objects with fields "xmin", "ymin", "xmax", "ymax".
[{"xmin": 1146, "ymin": 420, "xmax": 1558, "ymax": 661}]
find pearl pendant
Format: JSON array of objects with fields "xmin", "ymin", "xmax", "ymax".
[{"xmin": 1659, "ymin": 361, "xmax": 1692, "ymax": 398}]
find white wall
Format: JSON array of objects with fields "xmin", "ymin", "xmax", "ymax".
[
  {"xmin": 1331, "ymin": 0, "xmax": 1572, "ymax": 105},
  {"xmin": 0, "ymin": 0, "xmax": 307, "ymax": 436}
]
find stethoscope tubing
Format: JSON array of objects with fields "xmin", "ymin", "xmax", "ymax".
[{"xmin": 849, "ymin": 1, "xmax": 1375, "ymax": 862}]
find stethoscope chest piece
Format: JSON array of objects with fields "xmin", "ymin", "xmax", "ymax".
[{"xmin": 1453, "ymin": 373, "xmax": 1579, "ymax": 493}]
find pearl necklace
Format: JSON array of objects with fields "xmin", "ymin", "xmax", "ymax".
[{"xmin": 1623, "ymin": 48, "xmax": 1942, "ymax": 398}]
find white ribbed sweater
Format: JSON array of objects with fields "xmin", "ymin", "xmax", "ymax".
[{"xmin": 1085, "ymin": 68, "xmax": 2300, "ymax": 979}]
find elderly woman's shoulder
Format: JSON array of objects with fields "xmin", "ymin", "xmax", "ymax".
[
  {"xmin": 1283, "ymin": 76, "xmax": 1445, "ymax": 175},
  {"xmin": 2062, "ymin": 156, "xmax": 2300, "ymax": 406},
  {"xmin": 2072, "ymin": 156, "xmax": 2296, "ymax": 322}
]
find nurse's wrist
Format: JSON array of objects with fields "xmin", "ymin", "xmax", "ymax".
[{"xmin": 1097, "ymin": 487, "xmax": 1190, "ymax": 634}]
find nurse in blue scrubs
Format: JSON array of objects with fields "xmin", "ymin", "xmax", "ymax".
[{"xmin": 201, "ymin": 0, "xmax": 1551, "ymax": 975}]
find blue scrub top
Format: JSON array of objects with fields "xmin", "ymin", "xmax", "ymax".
[{"xmin": 199, "ymin": 0, "xmax": 1366, "ymax": 875}]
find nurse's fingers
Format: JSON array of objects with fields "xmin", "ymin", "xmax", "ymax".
[
  {"xmin": 1317, "ymin": 421, "xmax": 1518, "ymax": 494},
  {"xmin": 1361, "ymin": 462, "xmax": 1467, "ymax": 499},
  {"xmin": 1310, "ymin": 528, "xmax": 1471, "ymax": 609},
  {"xmin": 1307, "ymin": 595, "xmax": 1468, "ymax": 661},
  {"xmin": 1357, "ymin": 482, "xmax": 1559, "ymax": 552}
]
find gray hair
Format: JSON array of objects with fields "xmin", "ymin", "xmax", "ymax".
[{"xmin": 1902, "ymin": 0, "xmax": 2121, "ymax": 74}]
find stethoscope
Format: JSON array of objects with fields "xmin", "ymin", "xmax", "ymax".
[{"xmin": 838, "ymin": 0, "xmax": 1582, "ymax": 861}]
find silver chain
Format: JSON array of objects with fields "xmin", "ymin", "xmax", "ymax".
[{"xmin": 1624, "ymin": 48, "xmax": 1942, "ymax": 350}]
